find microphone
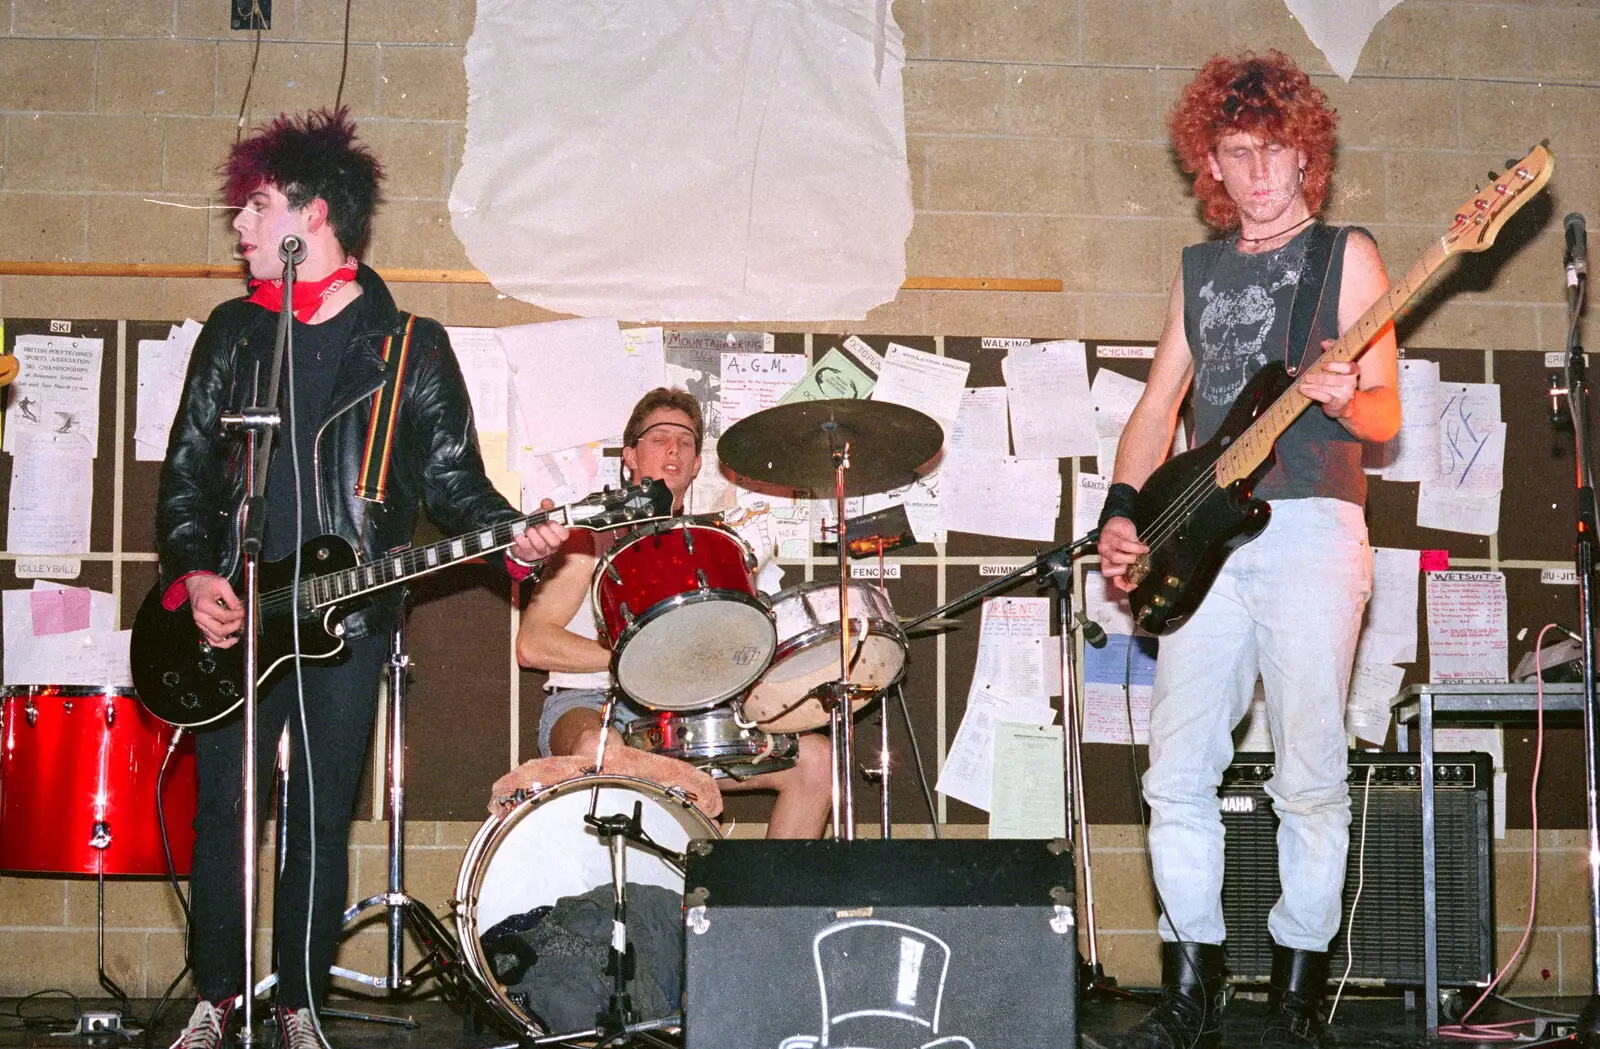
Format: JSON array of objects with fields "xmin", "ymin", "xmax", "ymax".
[
  {"xmin": 278, "ymin": 234, "xmax": 307, "ymax": 264},
  {"xmin": 1075, "ymin": 612, "xmax": 1109, "ymax": 649},
  {"xmin": 1565, "ymin": 213, "xmax": 1587, "ymax": 288}
]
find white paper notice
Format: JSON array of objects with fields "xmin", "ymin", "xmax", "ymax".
[
  {"xmin": 1075, "ymin": 473, "xmax": 1109, "ymax": 543},
  {"xmin": 1425, "ymin": 571, "xmax": 1508, "ymax": 684},
  {"xmin": 949, "ymin": 386, "xmax": 1009, "ymax": 455},
  {"xmin": 870, "ymin": 344, "xmax": 968, "ymax": 438},
  {"xmin": 1090, "ymin": 367, "xmax": 1147, "ymax": 472},
  {"xmin": 1004, "ymin": 340, "xmax": 1097, "ymax": 459},
  {"xmin": 1355, "ymin": 547, "xmax": 1421, "ymax": 666},
  {"xmin": 1083, "ymin": 569, "xmax": 1137, "ymax": 638},
  {"xmin": 2, "ymin": 583, "xmax": 130, "ymax": 686},
  {"xmin": 518, "ymin": 440, "xmax": 618, "ymax": 509},
  {"xmin": 1417, "ymin": 422, "xmax": 1505, "ymax": 536},
  {"xmin": 5, "ymin": 333, "xmax": 104, "ymax": 457},
  {"xmin": 938, "ymin": 452, "xmax": 1061, "ymax": 542},
  {"xmin": 1081, "ymin": 632, "xmax": 1158, "ymax": 744},
  {"xmin": 937, "ymin": 691, "xmax": 1056, "ymax": 810},
  {"xmin": 970, "ymin": 596, "xmax": 1053, "ymax": 699},
  {"xmin": 1378, "ymin": 358, "xmax": 1442, "ymax": 481},
  {"xmin": 502, "ymin": 318, "xmax": 662, "ymax": 455},
  {"xmin": 989, "ymin": 722, "xmax": 1067, "ymax": 839},
  {"xmin": 7, "ymin": 447, "xmax": 92, "ymax": 554},
  {"xmin": 1345, "ymin": 662, "xmax": 1406, "ymax": 745},
  {"xmin": 1432, "ymin": 725, "xmax": 1507, "ymax": 837},
  {"xmin": 446, "ymin": 326, "xmax": 512, "ymax": 434},
  {"xmin": 719, "ymin": 352, "xmax": 806, "ymax": 426},
  {"xmin": 135, "ymin": 321, "xmax": 201, "ymax": 461}
]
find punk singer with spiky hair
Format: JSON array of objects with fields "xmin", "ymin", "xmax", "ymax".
[{"xmin": 156, "ymin": 109, "xmax": 568, "ymax": 1049}]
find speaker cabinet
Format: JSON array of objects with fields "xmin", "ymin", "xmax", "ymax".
[
  {"xmin": 1220, "ymin": 750, "xmax": 1493, "ymax": 987},
  {"xmin": 683, "ymin": 839, "xmax": 1077, "ymax": 1049}
]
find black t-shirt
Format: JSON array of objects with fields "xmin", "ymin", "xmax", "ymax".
[{"xmin": 261, "ymin": 308, "xmax": 360, "ymax": 559}]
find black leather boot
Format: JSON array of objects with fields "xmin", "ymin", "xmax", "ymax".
[
  {"xmin": 1260, "ymin": 944, "xmax": 1331, "ymax": 1048},
  {"xmin": 1089, "ymin": 941, "xmax": 1226, "ymax": 1049}
]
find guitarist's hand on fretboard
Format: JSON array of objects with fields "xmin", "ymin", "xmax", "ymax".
[
  {"xmin": 1298, "ymin": 349, "xmax": 1361, "ymax": 421},
  {"xmin": 510, "ymin": 498, "xmax": 570, "ymax": 567},
  {"xmin": 1097, "ymin": 516, "xmax": 1148, "ymax": 594}
]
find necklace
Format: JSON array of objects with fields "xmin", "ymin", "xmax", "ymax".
[{"xmin": 1236, "ymin": 214, "xmax": 1314, "ymax": 247}]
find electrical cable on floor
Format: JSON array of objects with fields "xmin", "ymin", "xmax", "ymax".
[
  {"xmin": 1327, "ymin": 763, "xmax": 1375, "ymax": 1022},
  {"xmin": 0, "ymin": 989, "xmax": 82, "ymax": 1035},
  {"xmin": 895, "ymin": 684, "xmax": 942, "ymax": 838},
  {"xmin": 1437, "ymin": 623, "xmax": 1558, "ymax": 1042}
]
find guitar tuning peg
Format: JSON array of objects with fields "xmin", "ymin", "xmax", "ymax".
[
  {"xmin": 1487, "ymin": 171, "xmax": 1500, "ymax": 181},
  {"xmin": 1540, "ymin": 138, "xmax": 1551, "ymax": 149},
  {"xmin": 1504, "ymin": 159, "xmax": 1520, "ymax": 171}
]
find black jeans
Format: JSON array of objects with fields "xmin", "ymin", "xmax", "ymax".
[{"xmin": 189, "ymin": 633, "xmax": 386, "ymax": 1008}]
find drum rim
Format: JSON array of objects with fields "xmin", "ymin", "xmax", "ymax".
[
  {"xmin": 453, "ymin": 772, "xmax": 720, "ymax": 1039},
  {"xmin": 609, "ymin": 590, "xmax": 776, "ymax": 710},
  {"xmin": 766, "ymin": 615, "xmax": 907, "ymax": 669},
  {"xmin": 0, "ymin": 685, "xmax": 138, "ymax": 698},
  {"xmin": 603, "ymin": 517, "xmax": 759, "ymax": 568}
]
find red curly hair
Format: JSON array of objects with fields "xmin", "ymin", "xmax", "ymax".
[
  {"xmin": 221, "ymin": 107, "xmax": 383, "ymax": 255},
  {"xmin": 1168, "ymin": 51, "xmax": 1337, "ymax": 231}
]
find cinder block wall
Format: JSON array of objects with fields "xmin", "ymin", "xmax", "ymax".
[{"xmin": 1, "ymin": 0, "xmax": 1598, "ymax": 1000}]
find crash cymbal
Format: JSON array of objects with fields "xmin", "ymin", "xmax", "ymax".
[{"xmin": 718, "ymin": 399, "xmax": 943, "ymax": 496}]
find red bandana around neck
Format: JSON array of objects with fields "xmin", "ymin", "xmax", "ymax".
[{"xmin": 247, "ymin": 256, "xmax": 359, "ymax": 323}]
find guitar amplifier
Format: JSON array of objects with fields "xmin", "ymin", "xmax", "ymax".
[
  {"xmin": 682, "ymin": 839, "xmax": 1077, "ymax": 1049},
  {"xmin": 1220, "ymin": 751, "xmax": 1493, "ymax": 986}
]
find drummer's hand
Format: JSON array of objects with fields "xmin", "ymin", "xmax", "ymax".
[
  {"xmin": 186, "ymin": 573, "xmax": 244, "ymax": 648},
  {"xmin": 510, "ymin": 498, "xmax": 568, "ymax": 565},
  {"xmin": 1096, "ymin": 517, "xmax": 1147, "ymax": 594}
]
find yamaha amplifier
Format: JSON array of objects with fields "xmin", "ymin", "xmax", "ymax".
[
  {"xmin": 683, "ymin": 839, "xmax": 1077, "ymax": 1049},
  {"xmin": 1220, "ymin": 750, "xmax": 1493, "ymax": 986}
]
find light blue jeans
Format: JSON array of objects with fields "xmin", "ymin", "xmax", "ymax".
[{"xmin": 1143, "ymin": 497, "xmax": 1372, "ymax": 952}]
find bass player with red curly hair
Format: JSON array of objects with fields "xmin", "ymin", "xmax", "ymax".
[{"xmin": 1091, "ymin": 51, "xmax": 1399, "ymax": 1049}]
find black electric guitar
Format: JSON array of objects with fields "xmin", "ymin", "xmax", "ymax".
[
  {"xmin": 1125, "ymin": 145, "xmax": 1553, "ymax": 634},
  {"xmin": 130, "ymin": 479, "xmax": 673, "ymax": 727}
]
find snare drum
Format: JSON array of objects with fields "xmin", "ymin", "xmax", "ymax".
[
  {"xmin": 0, "ymin": 685, "xmax": 197, "ymax": 875},
  {"xmin": 593, "ymin": 521, "xmax": 776, "ymax": 711},
  {"xmin": 454, "ymin": 774, "xmax": 719, "ymax": 1039},
  {"xmin": 623, "ymin": 707, "xmax": 799, "ymax": 781},
  {"xmin": 741, "ymin": 581, "xmax": 908, "ymax": 733}
]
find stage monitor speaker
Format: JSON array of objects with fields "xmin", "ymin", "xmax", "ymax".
[
  {"xmin": 1220, "ymin": 750, "xmax": 1493, "ymax": 987},
  {"xmin": 683, "ymin": 839, "xmax": 1077, "ymax": 1049}
]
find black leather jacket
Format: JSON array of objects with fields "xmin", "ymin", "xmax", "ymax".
[{"xmin": 156, "ymin": 264, "xmax": 523, "ymax": 639}]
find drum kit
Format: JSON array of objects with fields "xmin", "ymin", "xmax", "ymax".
[{"xmin": 452, "ymin": 397, "xmax": 949, "ymax": 1045}]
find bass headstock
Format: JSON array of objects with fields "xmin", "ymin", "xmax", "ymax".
[{"xmin": 1441, "ymin": 144, "xmax": 1554, "ymax": 256}]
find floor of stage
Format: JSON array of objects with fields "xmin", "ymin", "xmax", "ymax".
[{"xmin": 0, "ymin": 991, "xmax": 1574, "ymax": 1047}]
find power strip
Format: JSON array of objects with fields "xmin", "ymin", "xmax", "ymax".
[{"xmin": 77, "ymin": 1011, "xmax": 124, "ymax": 1035}]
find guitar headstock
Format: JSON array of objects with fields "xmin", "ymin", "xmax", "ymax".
[
  {"xmin": 568, "ymin": 478, "xmax": 674, "ymax": 531},
  {"xmin": 1441, "ymin": 144, "xmax": 1553, "ymax": 256}
]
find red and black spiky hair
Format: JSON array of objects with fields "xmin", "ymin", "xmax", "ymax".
[
  {"xmin": 1168, "ymin": 50, "xmax": 1338, "ymax": 231},
  {"xmin": 222, "ymin": 107, "xmax": 384, "ymax": 255}
]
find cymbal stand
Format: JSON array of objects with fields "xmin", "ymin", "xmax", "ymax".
[
  {"xmin": 824, "ymin": 428, "xmax": 858, "ymax": 840},
  {"xmin": 856, "ymin": 536, "xmax": 895, "ymax": 838}
]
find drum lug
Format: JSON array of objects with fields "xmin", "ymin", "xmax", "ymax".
[
  {"xmin": 620, "ymin": 602, "xmax": 634, "ymax": 624},
  {"xmin": 89, "ymin": 821, "xmax": 112, "ymax": 850},
  {"xmin": 695, "ymin": 569, "xmax": 709, "ymax": 590},
  {"xmin": 605, "ymin": 560, "xmax": 623, "ymax": 585},
  {"xmin": 105, "ymin": 702, "xmax": 116, "ymax": 727},
  {"xmin": 25, "ymin": 698, "xmax": 37, "ymax": 726},
  {"xmin": 62, "ymin": 700, "xmax": 73, "ymax": 714}
]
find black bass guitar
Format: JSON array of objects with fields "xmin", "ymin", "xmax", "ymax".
[
  {"xmin": 130, "ymin": 480, "xmax": 673, "ymax": 727},
  {"xmin": 1125, "ymin": 145, "xmax": 1553, "ymax": 634}
]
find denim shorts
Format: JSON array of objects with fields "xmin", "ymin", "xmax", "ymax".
[{"xmin": 538, "ymin": 687, "xmax": 647, "ymax": 756}]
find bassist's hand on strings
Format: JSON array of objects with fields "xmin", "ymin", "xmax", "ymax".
[
  {"xmin": 1097, "ymin": 516, "xmax": 1148, "ymax": 594},
  {"xmin": 184, "ymin": 573, "xmax": 244, "ymax": 649},
  {"xmin": 1299, "ymin": 344, "xmax": 1360, "ymax": 420}
]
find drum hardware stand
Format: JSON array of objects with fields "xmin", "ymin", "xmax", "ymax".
[
  {"xmin": 216, "ymin": 231, "xmax": 304, "ymax": 1049},
  {"xmin": 1551, "ymin": 216, "xmax": 1600, "ymax": 1045},
  {"xmin": 854, "ymin": 536, "xmax": 897, "ymax": 839},
  {"xmin": 823, "ymin": 429, "xmax": 859, "ymax": 840}
]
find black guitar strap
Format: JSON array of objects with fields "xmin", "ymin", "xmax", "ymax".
[{"xmin": 1287, "ymin": 222, "xmax": 1344, "ymax": 376}]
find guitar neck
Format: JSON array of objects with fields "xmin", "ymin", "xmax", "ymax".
[
  {"xmin": 295, "ymin": 503, "xmax": 594, "ymax": 611},
  {"xmin": 1215, "ymin": 238, "xmax": 1450, "ymax": 485}
]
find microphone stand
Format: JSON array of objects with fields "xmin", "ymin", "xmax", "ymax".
[
  {"xmin": 217, "ymin": 233, "xmax": 303, "ymax": 1046},
  {"xmin": 1556, "ymin": 236, "xmax": 1600, "ymax": 1045},
  {"xmin": 903, "ymin": 530, "xmax": 1125, "ymax": 996}
]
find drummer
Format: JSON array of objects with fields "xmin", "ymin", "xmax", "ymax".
[{"xmin": 516, "ymin": 387, "xmax": 834, "ymax": 839}]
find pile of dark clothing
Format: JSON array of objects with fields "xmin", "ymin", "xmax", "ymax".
[{"xmin": 480, "ymin": 883, "xmax": 684, "ymax": 1033}]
